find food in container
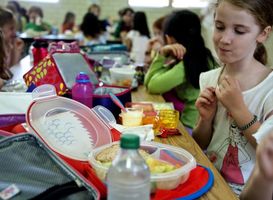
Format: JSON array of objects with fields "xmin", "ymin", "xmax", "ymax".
[
  {"xmin": 109, "ymin": 67, "xmax": 135, "ymax": 87},
  {"xmin": 88, "ymin": 141, "xmax": 196, "ymax": 191},
  {"xmin": 125, "ymin": 102, "xmax": 154, "ymax": 112},
  {"xmin": 119, "ymin": 107, "xmax": 143, "ymax": 127},
  {"xmin": 125, "ymin": 102, "xmax": 157, "ymax": 126}
]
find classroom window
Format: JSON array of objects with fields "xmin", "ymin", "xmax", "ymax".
[
  {"xmin": 128, "ymin": 0, "xmax": 169, "ymax": 8},
  {"xmin": 18, "ymin": 0, "xmax": 59, "ymax": 3}
]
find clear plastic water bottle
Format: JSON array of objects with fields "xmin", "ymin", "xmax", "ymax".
[
  {"xmin": 71, "ymin": 72, "xmax": 93, "ymax": 108},
  {"xmin": 107, "ymin": 134, "xmax": 150, "ymax": 200}
]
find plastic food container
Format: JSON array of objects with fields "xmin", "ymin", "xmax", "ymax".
[
  {"xmin": 26, "ymin": 84, "xmax": 115, "ymax": 161},
  {"xmin": 109, "ymin": 67, "xmax": 135, "ymax": 87},
  {"xmin": 88, "ymin": 141, "xmax": 196, "ymax": 191},
  {"xmin": 119, "ymin": 107, "xmax": 143, "ymax": 127}
]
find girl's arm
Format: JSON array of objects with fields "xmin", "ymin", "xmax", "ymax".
[
  {"xmin": 240, "ymin": 132, "xmax": 273, "ymax": 200},
  {"xmin": 123, "ymin": 37, "xmax": 132, "ymax": 52},
  {"xmin": 144, "ymin": 53, "xmax": 184, "ymax": 94},
  {"xmin": 230, "ymin": 105, "xmax": 260, "ymax": 147},
  {"xmin": 193, "ymin": 117, "xmax": 214, "ymax": 149},
  {"xmin": 215, "ymin": 75, "xmax": 260, "ymax": 147},
  {"xmin": 192, "ymin": 87, "xmax": 217, "ymax": 149},
  {"xmin": 240, "ymin": 167, "xmax": 273, "ymax": 200},
  {"xmin": 6, "ymin": 38, "xmax": 24, "ymax": 68}
]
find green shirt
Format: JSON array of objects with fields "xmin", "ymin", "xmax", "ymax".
[
  {"xmin": 25, "ymin": 22, "xmax": 51, "ymax": 32},
  {"xmin": 144, "ymin": 53, "xmax": 200, "ymax": 128}
]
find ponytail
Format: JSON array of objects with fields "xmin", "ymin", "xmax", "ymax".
[{"xmin": 254, "ymin": 43, "xmax": 267, "ymax": 65}]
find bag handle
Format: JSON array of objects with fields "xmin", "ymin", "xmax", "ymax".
[
  {"xmin": 29, "ymin": 181, "xmax": 86, "ymax": 200},
  {"xmin": 48, "ymin": 41, "xmax": 80, "ymax": 54}
]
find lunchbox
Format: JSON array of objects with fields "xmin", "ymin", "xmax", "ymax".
[
  {"xmin": 88, "ymin": 141, "xmax": 196, "ymax": 192},
  {"xmin": 25, "ymin": 84, "xmax": 119, "ymax": 198},
  {"xmin": 26, "ymin": 84, "xmax": 116, "ymax": 161},
  {"xmin": 23, "ymin": 42, "xmax": 131, "ymax": 118},
  {"xmin": 0, "ymin": 133, "xmax": 100, "ymax": 200},
  {"xmin": 23, "ymin": 42, "xmax": 97, "ymax": 95}
]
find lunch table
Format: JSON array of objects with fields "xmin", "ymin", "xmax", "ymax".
[
  {"xmin": 132, "ymin": 86, "xmax": 239, "ymax": 200},
  {"xmin": 19, "ymin": 33, "xmax": 78, "ymax": 57}
]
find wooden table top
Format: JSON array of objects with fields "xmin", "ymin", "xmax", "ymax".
[{"xmin": 132, "ymin": 86, "xmax": 238, "ymax": 200}]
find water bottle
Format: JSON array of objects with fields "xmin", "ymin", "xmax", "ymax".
[
  {"xmin": 107, "ymin": 134, "xmax": 150, "ymax": 200},
  {"xmin": 71, "ymin": 72, "xmax": 93, "ymax": 108},
  {"xmin": 32, "ymin": 40, "xmax": 48, "ymax": 66}
]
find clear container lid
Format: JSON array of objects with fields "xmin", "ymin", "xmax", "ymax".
[{"xmin": 27, "ymin": 85, "xmax": 114, "ymax": 161}]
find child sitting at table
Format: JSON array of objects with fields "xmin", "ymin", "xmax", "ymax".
[
  {"xmin": 0, "ymin": 7, "xmax": 24, "ymax": 68},
  {"xmin": 0, "ymin": 29, "xmax": 12, "ymax": 89},
  {"xmin": 61, "ymin": 11, "xmax": 76, "ymax": 34},
  {"xmin": 144, "ymin": 15, "xmax": 166, "ymax": 68},
  {"xmin": 144, "ymin": 10, "xmax": 217, "ymax": 131},
  {"xmin": 25, "ymin": 6, "xmax": 51, "ymax": 34},
  {"xmin": 124, "ymin": 11, "xmax": 150, "ymax": 65},
  {"xmin": 77, "ymin": 12, "xmax": 106, "ymax": 46},
  {"xmin": 193, "ymin": 0, "xmax": 273, "ymax": 195}
]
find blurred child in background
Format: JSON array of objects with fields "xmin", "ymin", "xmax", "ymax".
[
  {"xmin": 124, "ymin": 11, "xmax": 150, "ymax": 65},
  {"xmin": 0, "ymin": 7, "xmax": 24, "ymax": 68},
  {"xmin": 25, "ymin": 6, "xmax": 51, "ymax": 33},
  {"xmin": 78, "ymin": 12, "xmax": 106, "ymax": 46},
  {"xmin": 6, "ymin": 1, "xmax": 28, "ymax": 33},
  {"xmin": 61, "ymin": 11, "xmax": 76, "ymax": 34},
  {"xmin": 113, "ymin": 7, "xmax": 134, "ymax": 41},
  {"xmin": 88, "ymin": 3, "xmax": 110, "ymax": 31},
  {"xmin": 0, "ymin": 29, "xmax": 12, "ymax": 89},
  {"xmin": 145, "ymin": 10, "xmax": 217, "ymax": 131},
  {"xmin": 144, "ymin": 15, "xmax": 166, "ymax": 67}
]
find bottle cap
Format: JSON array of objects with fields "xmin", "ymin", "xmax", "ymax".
[
  {"xmin": 120, "ymin": 134, "xmax": 140, "ymax": 149},
  {"xmin": 32, "ymin": 39, "xmax": 49, "ymax": 48},
  {"xmin": 76, "ymin": 72, "xmax": 90, "ymax": 83}
]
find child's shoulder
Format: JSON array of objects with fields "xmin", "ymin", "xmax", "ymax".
[
  {"xmin": 199, "ymin": 67, "xmax": 222, "ymax": 89},
  {"xmin": 200, "ymin": 67, "xmax": 222, "ymax": 80}
]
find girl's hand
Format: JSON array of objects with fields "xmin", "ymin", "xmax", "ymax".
[
  {"xmin": 256, "ymin": 132, "xmax": 273, "ymax": 180},
  {"xmin": 215, "ymin": 75, "xmax": 245, "ymax": 115},
  {"xmin": 0, "ymin": 78, "xmax": 4, "ymax": 89},
  {"xmin": 195, "ymin": 87, "xmax": 218, "ymax": 121},
  {"xmin": 159, "ymin": 43, "xmax": 186, "ymax": 60},
  {"xmin": 15, "ymin": 38, "xmax": 24, "ymax": 52}
]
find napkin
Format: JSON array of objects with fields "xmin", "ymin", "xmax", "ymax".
[{"xmin": 109, "ymin": 123, "xmax": 154, "ymax": 141}]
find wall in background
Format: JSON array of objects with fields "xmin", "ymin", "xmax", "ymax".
[{"xmin": 0, "ymin": 0, "xmax": 174, "ymax": 32}]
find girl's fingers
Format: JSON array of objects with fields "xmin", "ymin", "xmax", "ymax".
[
  {"xmin": 199, "ymin": 98, "xmax": 212, "ymax": 105},
  {"xmin": 177, "ymin": 44, "xmax": 185, "ymax": 59},
  {"xmin": 173, "ymin": 46, "xmax": 179, "ymax": 58},
  {"xmin": 200, "ymin": 90, "xmax": 215, "ymax": 103},
  {"xmin": 197, "ymin": 97, "xmax": 212, "ymax": 105},
  {"xmin": 170, "ymin": 44, "xmax": 184, "ymax": 59},
  {"xmin": 207, "ymin": 87, "xmax": 216, "ymax": 93}
]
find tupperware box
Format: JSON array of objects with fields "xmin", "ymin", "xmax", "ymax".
[
  {"xmin": 88, "ymin": 141, "xmax": 196, "ymax": 191},
  {"xmin": 26, "ymin": 84, "xmax": 116, "ymax": 161},
  {"xmin": 109, "ymin": 67, "xmax": 135, "ymax": 87}
]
